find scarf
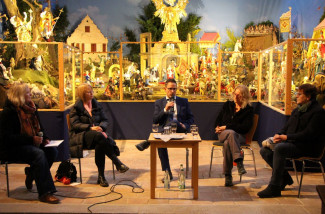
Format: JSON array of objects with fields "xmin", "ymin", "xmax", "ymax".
[
  {"xmin": 17, "ymin": 101, "xmax": 41, "ymax": 137},
  {"xmin": 298, "ymin": 101, "xmax": 312, "ymax": 113}
]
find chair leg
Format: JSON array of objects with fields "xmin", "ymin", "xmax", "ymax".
[
  {"xmin": 249, "ymin": 148, "xmax": 257, "ymax": 176},
  {"xmin": 298, "ymin": 160, "xmax": 305, "ymax": 198},
  {"xmin": 318, "ymin": 161, "xmax": 325, "ymax": 183},
  {"xmin": 209, "ymin": 147, "xmax": 215, "ymax": 178},
  {"xmin": 291, "ymin": 159, "xmax": 299, "ymax": 185},
  {"xmin": 186, "ymin": 148, "xmax": 189, "ymax": 178},
  {"xmin": 78, "ymin": 158, "xmax": 82, "ymax": 184},
  {"xmin": 5, "ymin": 162, "xmax": 9, "ymax": 197},
  {"xmin": 112, "ymin": 161, "xmax": 115, "ymax": 180}
]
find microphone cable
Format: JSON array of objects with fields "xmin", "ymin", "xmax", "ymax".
[{"xmin": 53, "ymin": 179, "xmax": 144, "ymax": 213}]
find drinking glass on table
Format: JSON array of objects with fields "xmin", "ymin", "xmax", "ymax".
[
  {"xmin": 152, "ymin": 124, "xmax": 159, "ymax": 133},
  {"xmin": 190, "ymin": 125, "xmax": 197, "ymax": 135},
  {"xmin": 192, "ymin": 126, "xmax": 199, "ymax": 139},
  {"xmin": 164, "ymin": 126, "xmax": 171, "ymax": 135},
  {"xmin": 171, "ymin": 123, "xmax": 177, "ymax": 134}
]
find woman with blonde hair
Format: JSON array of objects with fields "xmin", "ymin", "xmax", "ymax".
[
  {"xmin": 0, "ymin": 83, "xmax": 59, "ymax": 203},
  {"xmin": 215, "ymin": 84, "xmax": 254, "ymax": 186},
  {"xmin": 69, "ymin": 83, "xmax": 128, "ymax": 187}
]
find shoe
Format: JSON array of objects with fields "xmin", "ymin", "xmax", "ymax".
[
  {"xmin": 281, "ymin": 173, "xmax": 293, "ymax": 190},
  {"xmin": 257, "ymin": 184, "xmax": 281, "ymax": 198},
  {"xmin": 116, "ymin": 164, "xmax": 129, "ymax": 173},
  {"xmin": 111, "ymin": 156, "xmax": 129, "ymax": 173},
  {"xmin": 39, "ymin": 193, "xmax": 60, "ymax": 204},
  {"xmin": 161, "ymin": 171, "xmax": 173, "ymax": 183},
  {"xmin": 236, "ymin": 161, "xmax": 247, "ymax": 175},
  {"xmin": 97, "ymin": 175, "xmax": 109, "ymax": 187},
  {"xmin": 136, "ymin": 140, "xmax": 150, "ymax": 151},
  {"xmin": 25, "ymin": 167, "xmax": 33, "ymax": 190},
  {"xmin": 225, "ymin": 175, "xmax": 233, "ymax": 187}
]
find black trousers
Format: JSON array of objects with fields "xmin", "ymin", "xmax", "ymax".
[
  {"xmin": 260, "ymin": 142, "xmax": 303, "ymax": 186},
  {"xmin": 10, "ymin": 145, "xmax": 58, "ymax": 197},
  {"xmin": 84, "ymin": 130, "xmax": 118, "ymax": 175}
]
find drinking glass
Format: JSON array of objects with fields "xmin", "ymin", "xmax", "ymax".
[
  {"xmin": 171, "ymin": 123, "xmax": 177, "ymax": 134},
  {"xmin": 192, "ymin": 126, "xmax": 199, "ymax": 139},
  {"xmin": 164, "ymin": 126, "xmax": 171, "ymax": 135},
  {"xmin": 152, "ymin": 124, "xmax": 159, "ymax": 133},
  {"xmin": 190, "ymin": 125, "xmax": 197, "ymax": 135}
]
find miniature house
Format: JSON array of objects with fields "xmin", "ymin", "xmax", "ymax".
[{"xmin": 67, "ymin": 15, "xmax": 108, "ymax": 62}]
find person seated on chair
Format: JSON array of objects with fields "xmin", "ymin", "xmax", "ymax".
[
  {"xmin": 135, "ymin": 78, "xmax": 194, "ymax": 181},
  {"xmin": 215, "ymin": 84, "xmax": 253, "ymax": 187},
  {"xmin": 0, "ymin": 83, "xmax": 60, "ymax": 204},
  {"xmin": 69, "ymin": 83, "xmax": 129, "ymax": 187},
  {"xmin": 258, "ymin": 83, "xmax": 325, "ymax": 198}
]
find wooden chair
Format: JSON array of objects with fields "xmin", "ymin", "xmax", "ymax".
[
  {"xmin": 291, "ymin": 145, "xmax": 325, "ymax": 198},
  {"xmin": 66, "ymin": 114, "xmax": 115, "ymax": 183},
  {"xmin": 209, "ymin": 114, "xmax": 259, "ymax": 180}
]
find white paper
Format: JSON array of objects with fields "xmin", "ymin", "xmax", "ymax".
[{"xmin": 45, "ymin": 140, "xmax": 64, "ymax": 147}]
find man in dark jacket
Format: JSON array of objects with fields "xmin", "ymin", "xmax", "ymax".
[
  {"xmin": 258, "ymin": 83, "xmax": 325, "ymax": 198},
  {"xmin": 136, "ymin": 79, "xmax": 194, "ymax": 181}
]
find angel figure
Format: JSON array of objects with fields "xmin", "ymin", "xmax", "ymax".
[{"xmin": 152, "ymin": 0, "xmax": 188, "ymax": 34}]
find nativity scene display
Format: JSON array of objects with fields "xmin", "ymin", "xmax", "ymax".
[{"xmin": 0, "ymin": 0, "xmax": 324, "ymax": 114}]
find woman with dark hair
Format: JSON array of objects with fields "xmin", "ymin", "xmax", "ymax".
[
  {"xmin": 0, "ymin": 83, "xmax": 59, "ymax": 203},
  {"xmin": 69, "ymin": 83, "xmax": 129, "ymax": 187},
  {"xmin": 258, "ymin": 83, "xmax": 325, "ymax": 198},
  {"xmin": 215, "ymin": 84, "xmax": 254, "ymax": 187}
]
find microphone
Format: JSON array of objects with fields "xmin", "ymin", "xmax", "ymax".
[
  {"xmin": 168, "ymin": 97, "xmax": 174, "ymax": 113},
  {"xmin": 38, "ymin": 132, "xmax": 43, "ymax": 137}
]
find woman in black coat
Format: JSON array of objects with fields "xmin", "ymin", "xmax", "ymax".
[
  {"xmin": 0, "ymin": 83, "xmax": 59, "ymax": 203},
  {"xmin": 69, "ymin": 83, "xmax": 128, "ymax": 187},
  {"xmin": 215, "ymin": 85, "xmax": 253, "ymax": 187}
]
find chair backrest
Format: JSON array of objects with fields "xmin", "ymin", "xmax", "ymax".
[
  {"xmin": 66, "ymin": 114, "xmax": 71, "ymax": 131},
  {"xmin": 245, "ymin": 114, "xmax": 259, "ymax": 144}
]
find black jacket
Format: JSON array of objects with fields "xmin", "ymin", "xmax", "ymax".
[
  {"xmin": 215, "ymin": 101, "xmax": 254, "ymax": 135},
  {"xmin": 69, "ymin": 98, "xmax": 109, "ymax": 158},
  {"xmin": 279, "ymin": 100, "xmax": 325, "ymax": 155},
  {"xmin": 0, "ymin": 99, "xmax": 48, "ymax": 160}
]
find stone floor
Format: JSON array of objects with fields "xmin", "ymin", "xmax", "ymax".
[{"xmin": 0, "ymin": 140, "xmax": 323, "ymax": 213}]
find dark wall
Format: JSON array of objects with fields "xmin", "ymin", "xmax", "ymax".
[{"xmin": 36, "ymin": 102, "xmax": 288, "ymax": 161}]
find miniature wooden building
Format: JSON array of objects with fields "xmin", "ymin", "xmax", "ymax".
[{"xmin": 67, "ymin": 15, "xmax": 108, "ymax": 62}]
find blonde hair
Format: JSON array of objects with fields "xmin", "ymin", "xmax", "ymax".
[
  {"xmin": 234, "ymin": 85, "xmax": 251, "ymax": 108},
  {"xmin": 77, "ymin": 83, "xmax": 92, "ymax": 102},
  {"xmin": 7, "ymin": 83, "xmax": 30, "ymax": 107}
]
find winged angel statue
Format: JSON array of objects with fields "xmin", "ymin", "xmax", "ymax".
[{"xmin": 152, "ymin": 0, "xmax": 188, "ymax": 34}]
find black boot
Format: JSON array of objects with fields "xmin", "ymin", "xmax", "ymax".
[
  {"xmin": 225, "ymin": 174, "xmax": 233, "ymax": 187},
  {"xmin": 97, "ymin": 175, "xmax": 109, "ymax": 187},
  {"xmin": 25, "ymin": 167, "xmax": 33, "ymax": 190},
  {"xmin": 111, "ymin": 155, "xmax": 129, "ymax": 173},
  {"xmin": 281, "ymin": 172, "xmax": 294, "ymax": 190},
  {"xmin": 236, "ymin": 161, "xmax": 247, "ymax": 175},
  {"xmin": 257, "ymin": 184, "xmax": 281, "ymax": 198},
  {"xmin": 136, "ymin": 140, "xmax": 150, "ymax": 151}
]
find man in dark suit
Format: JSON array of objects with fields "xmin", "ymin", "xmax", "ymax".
[{"xmin": 136, "ymin": 79, "xmax": 194, "ymax": 180}]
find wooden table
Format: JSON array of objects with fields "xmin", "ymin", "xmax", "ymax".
[{"xmin": 148, "ymin": 133, "xmax": 201, "ymax": 199}]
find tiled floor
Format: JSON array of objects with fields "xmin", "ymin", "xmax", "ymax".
[{"xmin": 0, "ymin": 140, "xmax": 323, "ymax": 213}]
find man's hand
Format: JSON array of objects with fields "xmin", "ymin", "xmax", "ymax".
[
  {"xmin": 179, "ymin": 122, "xmax": 186, "ymax": 129},
  {"xmin": 215, "ymin": 126, "xmax": 226, "ymax": 134},
  {"xmin": 91, "ymin": 126, "xmax": 103, "ymax": 132},
  {"xmin": 273, "ymin": 134, "xmax": 287, "ymax": 143},
  {"xmin": 164, "ymin": 101, "xmax": 174, "ymax": 112}
]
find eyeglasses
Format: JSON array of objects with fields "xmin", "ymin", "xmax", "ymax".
[{"xmin": 167, "ymin": 88, "xmax": 177, "ymax": 91}]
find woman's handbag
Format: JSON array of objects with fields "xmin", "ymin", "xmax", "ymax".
[{"xmin": 55, "ymin": 160, "xmax": 77, "ymax": 184}]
